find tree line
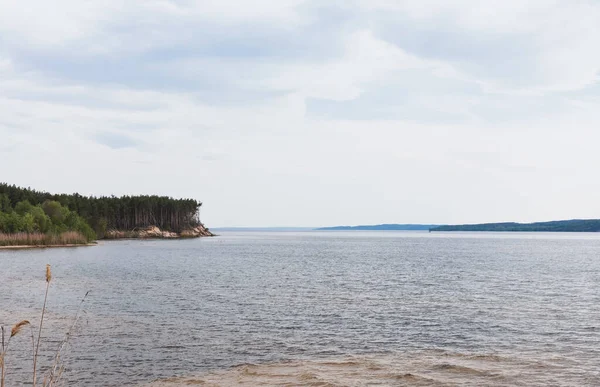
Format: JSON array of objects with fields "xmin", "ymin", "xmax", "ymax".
[
  {"xmin": 0, "ymin": 197, "xmax": 96, "ymax": 242},
  {"xmin": 430, "ymin": 219, "xmax": 600, "ymax": 232},
  {"xmin": 0, "ymin": 183, "xmax": 203, "ymax": 238}
]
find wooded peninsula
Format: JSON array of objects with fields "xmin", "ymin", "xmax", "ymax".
[
  {"xmin": 430, "ymin": 219, "xmax": 600, "ymax": 232},
  {"xmin": 0, "ymin": 183, "xmax": 212, "ymax": 248}
]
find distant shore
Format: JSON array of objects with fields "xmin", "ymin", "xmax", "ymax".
[
  {"xmin": 318, "ymin": 224, "xmax": 439, "ymax": 231},
  {"xmin": 430, "ymin": 219, "xmax": 600, "ymax": 232}
]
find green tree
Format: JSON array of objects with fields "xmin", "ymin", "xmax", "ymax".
[
  {"xmin": 42, "ymin": 200, "xmax": 65, "ymax": 225},
  {"xmin": 64, "ymin": 210, "xmax": 80, "ymax": 229},
  {"xmin": 0, "ymin": 212, "xmax": 6, "ymax": 232},
  {"xmin": 0, "ymin": 183, "xmax": 204, "ymax": 236},
  {"xmin": 0, "ymin": 194, "xmax": 10, "ymax": 212},
  {"xmin": 3, "ymin": 212, "xmax": 24, "ymax": 233},
  {"xmin": 15, "ymin": 200, "xmax": 34, "ymax": 215},
  {"xmin": 22, "ymin": 213, "xmax": 36, "ymax": 233},
  {"xmin": 29, "ymin": 205, "xmax": 51, "ymax": 233},
  {"xmin": 77, "ymin": 221, "xmax": 97, "ymax": 242}
]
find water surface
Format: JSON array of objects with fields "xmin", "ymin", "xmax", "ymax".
[{"xmin": 1, "ymin": 231, "xmax": 600, "ymax": 385}]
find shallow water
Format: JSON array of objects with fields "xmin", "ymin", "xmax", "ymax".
[
  {"xmin": 1, "ymin": 231, "xmax": 600, "ymax": 386},
  {"xmin": 149, "ymin": 351, "xmax": 590, "ymax": 386}
]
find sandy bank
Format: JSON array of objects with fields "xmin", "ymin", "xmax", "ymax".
[
  {"xmin": 105, "ymin": 225, "xmax": 214, "ymax": 239},
  {"xmin": 0, "ymin": 243, "xmax": 97, "ymax": 250},
  {"xmin": 147, "ymin": 351, "xmax": 583, "ymax": 386}
]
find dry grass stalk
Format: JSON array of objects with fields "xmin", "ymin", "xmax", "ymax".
[
  {"xmin": 2, "ymin": 321, "xmax": 30, "ymax": 387},
  {"xmin": 43, "ymin": 290, "xmax": 90, "ymax": 387},
  {"xmin": 10, "ymin": 321, "xmax": 30, "ymax": 338},
  {"xmin": 0, "ymin": 326, "xmax": 4, "ymax": 387},
  {"xmin": 2, "ymin": 265, "xmax": 88, "ymax": 387},
  {"xmin": 33, "ymin": 265, "xmax": 52, "ymax": 387}
]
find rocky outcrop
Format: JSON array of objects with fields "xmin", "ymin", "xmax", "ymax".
[
  {"xmin": 104, "ymin": 224, "xmax": 214, "ymax": 240},
  {"xmin": 180, "ymin": 224, "xmax": 214, "ymax": 237}
]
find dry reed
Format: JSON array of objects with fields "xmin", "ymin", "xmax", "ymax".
[
  {"xmin": 0, "ymin": 232, "xmax": 89, "ymax": 247},
  {"xmin": 1, "ymin": 321, "xmax": 31, "ymax": 387},
  {"xmin": 32, "ymin": 265, "xmax": 51, "ymax": 386},
  {"xmin": 10, "ymin": 321, "xmax": 30, "ymax": 338},
  {"xmin": 44, "ymin": 290, "xmax": 90, "ymax": 386},
  {"xmin": 1, "ymin": 265, "xmax": 89, "ymax": 387}
]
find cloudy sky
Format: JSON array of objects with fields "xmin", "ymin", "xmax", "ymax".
[{"xmin": 1, "ymin": 1, "xmax": 600, "ymax": 227}]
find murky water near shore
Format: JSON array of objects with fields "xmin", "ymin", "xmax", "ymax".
[
  {"xmin": 150, "ymin": 351, "xmax": 592, "ymax": 386},
  {"xmin": 2, "ymin": 231, "xmax": 600, "ymax": 386}
]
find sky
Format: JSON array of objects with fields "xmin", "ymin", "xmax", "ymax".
[{"xmin": 1, "ymin": 0, "xmax": 600, "ymax": 227}]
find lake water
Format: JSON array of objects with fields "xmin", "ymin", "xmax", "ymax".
[{"xmin": 1, "ymin": 231, "xmax": 600, "ymax": 386}]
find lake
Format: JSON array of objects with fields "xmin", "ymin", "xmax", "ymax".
[{"xmin": 1, "ymin": 231, "xmax": 600, "ymax": 386}]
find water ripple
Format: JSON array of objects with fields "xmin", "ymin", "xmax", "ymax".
[{"xmin": 2, "ymin": 232, "xmax": 600, "ymax": 385}]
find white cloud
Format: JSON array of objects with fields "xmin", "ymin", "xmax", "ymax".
[
  {"xmin": 0, "ymin": 0, "xmax": 309, "ymax": 53},
  {"xmin": 361, "ymin": 0, "xmax": 600, "ymax": 93},
  {"xmin": 0, "ymin": 0, "xmax": 117, "ymax": 47},
  {"xmin": 1, "ymin": 1, "xmax": 600, "ymax": 226},
  {"xmin": 254, "ymin": 30, "xmax": 460, "ymax": 101}
]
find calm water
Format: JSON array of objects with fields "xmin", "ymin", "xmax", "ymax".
[{"xmin": 1, "ymin": 231, "xmax": 600, "ymax": 386}]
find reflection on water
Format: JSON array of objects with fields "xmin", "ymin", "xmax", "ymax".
[{"xmin": 2, "ymin": 231, "xmax": 600, "ymax": 386}]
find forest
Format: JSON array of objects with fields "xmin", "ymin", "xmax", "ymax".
[
  {"xmin": 430, "ymin": 219, "xmax": 600, "ymax": 232},
  {"xmin": 0, "ymin": 197, "xmax": 96, "ymax": 246},
  {"xmin": 0, "ymin": 183, "xmax": 204, "ymax": 244}
]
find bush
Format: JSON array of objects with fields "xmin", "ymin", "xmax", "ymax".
[
  {"xmin": 2, "ymin": 212, "xmax": 24, "ymax": 233},
  {"xmin": 77, "ymin": 221, "xmax": 97, "ymax": 242},
  {"xmin": 42, "ymin": 200, "xmax": 65, "ymax": 225},
  {"xmin": 22, "ymin": 213, "xmax": 36, "ymax": 233},
  {"xmin": 29, "ymin": 206, "xmax": 51, "ymax": 232},
  {"xmin": 0, "ymin": 199, "xmax": 97, "ymax": 244},
  {"xmin": 14, "ymin": 200, "xmax": 34, "ymax": 215}
]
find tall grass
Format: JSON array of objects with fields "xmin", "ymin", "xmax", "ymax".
[
  {"xmin": 0, "ymin": 232, "xmax": 89, "ymax": 247},
  {"xmin": 32, "ymin": 265, "xmax": 52, "ymax": 386},
  {"xmin": 1, "ymin": 265, "xmax": 89, "ymax": 386},
  {"xmin": 1, "ymin": 320, "xmax": 31, "ymax": 387}
]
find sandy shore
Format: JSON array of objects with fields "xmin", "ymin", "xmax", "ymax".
[
  {"xmin": 0, "ymin": 243, "xmax": 97, "ymax": 250},
  {"xmin": 147, "ymin": 351, "xmax": 576, "ymax": 387}
]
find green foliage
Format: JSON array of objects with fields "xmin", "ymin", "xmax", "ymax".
[
  {"xmin": 76, "ymin": 221, "xmax": 96, "ymax": 242},
  {"xmin": 64, "ymin": 210, "xmax": 80, "ymax": 229},
  {"xmin": 0, "ymin": 183, "xmax": 202, "ymax": 234},
  {"xmin": 92, "ymin": 217, "xmax": 108, "ymax": 239},
  {"xmin": 0, "ymin": 196, "xmax": 96, "ymax": 242},
  {"xmin": 42, "ymin": 200, "xmax": 66, "ymax": 225},
  {"xmin": 29, "ymin": 206, "xmax": 51, "ymax": 233},
  {"xmin": 0, "ymin": 183, "xmax": 203, "ymax": 244},
  {"xmin": 15, "ymin": 200, "xmax": 34, "ymax": 215},
  {"xmin": 21, "ymin": 213, "xmax": 36, "ymax": 233},
  {"xmin": 0, "ymin": 194, "xmax": 11, "ymax": 212},
  {"xmin": 430, "ymin": 219, "xmax": 600, "ymax": 232},
  {"xmin": 1, "ymin": 212, "xmax": 24, "ymax": 233}
]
